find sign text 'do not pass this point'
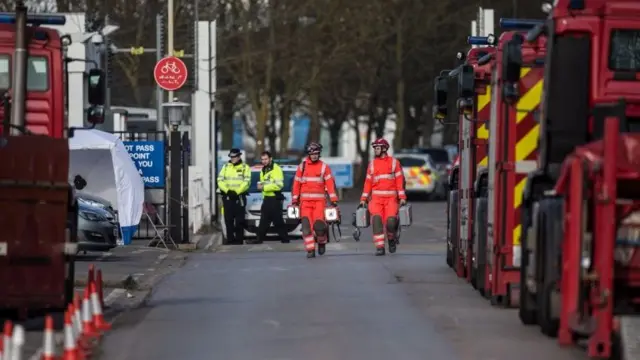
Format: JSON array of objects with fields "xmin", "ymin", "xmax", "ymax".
[{"xmin": 154, "ymin": 56, "xmax": 188, "ymax": 91}]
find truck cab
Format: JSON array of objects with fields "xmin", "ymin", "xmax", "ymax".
[{"xmin": 0, "ymin": 14, "xmax": 66, "ymax": 137}]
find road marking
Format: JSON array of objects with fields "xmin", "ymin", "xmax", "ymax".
[{"xmin": 99, "ymin": 252, "xmax": 113, "ymax": 260}]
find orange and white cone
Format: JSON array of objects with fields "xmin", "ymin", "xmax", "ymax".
[
  {"xmin": 73, "ymin": 294, "xmax": 90, "ymax": 350},
  {"xmin": 90, "ymin": 282, "xmax": 110, "ymax": 332},
  {"xmin": 42, "ymin": 315, "xmax": 56, "ymax": 360},
  {"xmin": 3, "ymin": 320, "xmax": 13, "ymax": 360},
  {"xmin": 11, "ymin": 324, "xmax": 24, "ymax": 360},
  {"xmin": 82, "ymin": 287, "xmax": 98, "ymax": 340},
  {"xmin": 67, "ymin": 304, "xmax": 85, "ymax": 360},
  {"xmin": 63, "ymin": 309, "xmax": 81, "ymax": 360}
]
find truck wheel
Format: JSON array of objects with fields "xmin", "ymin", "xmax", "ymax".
[
  {"xmin": 449, "ymin": 190, "xmax": 459, "ymax": 272},
  {"xmin": 65, "ymin": 255, "xmax": 75, "ymax": 305},
  {"xmin": 519, "ymin": 202, "xmax": 537, "ymax": 325},
  {"xmin": 538, "ymin": 199, "xmax": 561, "ymax": 337},
  {"xmin": 475, "ymin": 197, "xmax": 488, "ymax": 296}
]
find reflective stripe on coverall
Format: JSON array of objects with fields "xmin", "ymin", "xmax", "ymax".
[
  {"xmin": 292, "ymin": 158, "xmax": 338, "ymax": 252},
  {"xmin": 360, "ymin": 156, "xmax": 406, "ymax": 249}
]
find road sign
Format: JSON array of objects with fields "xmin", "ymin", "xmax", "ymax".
[
  {"xmin": 123, "ymin": 141, "xmax": 165, "ymax": 188},
  {"xmin": 323, "ymin": 157, "xmax": 354, "ymax": 188},
  {"xmin": 153, "ymin": 56, "xmax": 188, "ymax": 91}
]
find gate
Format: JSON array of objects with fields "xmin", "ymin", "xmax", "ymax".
[{"xmin": 112, "ymin": 130, "xmax": 168, "ymax": 240}]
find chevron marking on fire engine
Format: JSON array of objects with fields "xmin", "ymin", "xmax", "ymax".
[
  {"xmin": 513, "ymin": 68, "xmax": 543, "ymax": 247},
  {"xmin": 477, "ymin": 85, "xmax": 491, "ymax": 167}
]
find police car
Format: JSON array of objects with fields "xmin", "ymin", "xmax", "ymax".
[{"xmin": 219, "ymin": 162, "xmax": 302, "ymax": 241}]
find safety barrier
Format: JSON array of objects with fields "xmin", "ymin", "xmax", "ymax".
[
  {"xmin": 0, "ymin": 264, "xmax": 112, "ymax": 359},
  {"xmin": 189, "ymin": 166, "xmax": 210, "ymax": 233}
]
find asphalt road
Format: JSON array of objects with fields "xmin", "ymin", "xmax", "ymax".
[{"xmin": 97, "ymin": 200, "xmax": 586, "ymax": 360}]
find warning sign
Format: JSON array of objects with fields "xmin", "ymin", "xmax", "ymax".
[{"xmin": 153, "ymin": 56, "xmax": 188, "ymax": 91}]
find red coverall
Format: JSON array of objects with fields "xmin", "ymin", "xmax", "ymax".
[
  {"xmin": 292, "ymin": 158, "xmax": 339, "ymax": 252},
  {"xmin": 360, "ymin": 155, "xmax": 406, "ymax": 249}
]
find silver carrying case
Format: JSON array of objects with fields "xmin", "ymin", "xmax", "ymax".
[
  {"xmin": 354, "ymin": 206, "xmax": 370, "ymax": 228},
  {"xmin": 399, "ymin": 204, "xmax": 412, "ymax": 226}
]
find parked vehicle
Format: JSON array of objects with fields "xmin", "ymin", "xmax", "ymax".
[
  {"xmin": 396, "ymin": 154, "xmax": 445, "ymax": 199},
  {"xmin": 219, "ymin": 163, "xmax": 302, "ymax": 242},
  {"xmin": 77, "ymin": 200, "xmax": 119, "ymax": 253}
]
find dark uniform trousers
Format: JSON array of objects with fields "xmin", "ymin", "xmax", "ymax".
[
  {"xmin": 257, "ymin": 197, "xmax": 290, "ymax": 243},
  {"xmin": 223, "ymin": 194, "xmax": 246, "ymax": 245}
]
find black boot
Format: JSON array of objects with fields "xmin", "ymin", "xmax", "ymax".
[
  {"xmin": 307, "ymin": 250, "xmax": 316, "ymax": 258},
  {"xmin": 375, "ymin": 247, "xmax": 386, "ymax": 256},
  {"xmin": 318, "ymin": 243, "xmax": 326, "ymax": 255},
  {"xmin": 388, "ymin": 238, "xmax": 397, "ymax": 253}
]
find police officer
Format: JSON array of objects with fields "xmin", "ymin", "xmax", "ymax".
[
  {"xmin": 256, "ymin": 151, "xmax": 290, "ymax": 244},
  {"xmin": 217, "ymin": 148, "xmax": 251, "ymax": 245}
]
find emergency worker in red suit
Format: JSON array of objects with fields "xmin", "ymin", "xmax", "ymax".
[
  {"xmin": 359, "ymin": 138, "xmax": 407, "ymax": 256},
  {"xmin": 292, "ymin": 143, "xmax": 339, "ymax": 258}
]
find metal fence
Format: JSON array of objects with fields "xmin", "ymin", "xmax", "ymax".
[{"xmin": 112, "ymin": 130, "xmax": 168, "ymax": 239}]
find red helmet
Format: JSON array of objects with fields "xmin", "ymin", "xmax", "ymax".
[
  {"xmin": 371, "ymin": 138, "xmax": 390, "ymax": 150},
  {"xmin": 306, "ymin": 142, "xmax": 323, "ymax": 155}
]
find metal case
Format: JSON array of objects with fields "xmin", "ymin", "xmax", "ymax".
[
  {"xmin": 399, "ymin": 204, "xmax": 412, "ymax": 226},
  {"xmin": 354, "ymin": 207, "xmax": 370, "ymax": 228}
]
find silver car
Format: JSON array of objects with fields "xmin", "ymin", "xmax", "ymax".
[
  {"xmin": 77, "ymin": 199, "xmax": 119, "ymax": 253},
  {"xmin": 219, "ymin": 164, "xmax": 302, "ymax": 241}
]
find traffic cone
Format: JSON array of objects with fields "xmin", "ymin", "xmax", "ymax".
[
  {"xmin": 73, "ymin": 294, "xmax": 90, "ymax": 350},
  {"xmin": 96, "ymin": 269, "xmax": 104, "ymax": 309},
  {"xmin": 11, "ymin": 324, "xmax": 24, "ymax": 360},
  {"xmin": 90, "ymin": 282, "xmax": 110, "ymax": 332},
  {"xmin": 42, "ymin": 315, "xmax": 56, "ymax": 360},
  {"xmin": 3, "ymin": 320, "xmax": 13, "ymax": 360},
  {"xmin": 81, "ymin": 287, "xmax": 98, "ymax": 340},
  {"xmin": 63, "ymin": 309, "xmax": 81, "ymax": 360},
  {"xmin": 87, "ymin": 265, "xmax": 95, "ymax": 289}
]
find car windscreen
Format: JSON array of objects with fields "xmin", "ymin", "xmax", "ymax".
[
  {"xmin": 249, "ymin": 170, "xmax": 296, "ymax": 193},
  {"xmin": 421, "ymin": 149, "xmax": 450, "ymax": 163},
  {"xmin": 398, "ymin": 157, "xmax": 426, "ymax": 168},
  {"xmin": 609, "ymin": 29, "xmax": 640, "ymax": 71}
]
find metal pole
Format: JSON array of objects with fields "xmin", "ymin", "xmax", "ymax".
[
  {"xmin": 104, "ymin": 15, "xmax": 112, "ymax": 126},
  {"xmin": 167, "ymin": 0, "xmax": 175, "ymax": 101},
  {"xmin": 10, "ymin": 5, "xmax": 27, "ymax": 135},
  {"xmin": 170, "ymin": 128, "xmax": 182, "ymax": 245},
  {"xmin": 156, "ymin": 14, "xmax": 164, "ymax": 131},
  {"xmin": 182, "ymin": 132, "xmax": 190, "ymax": 243}
]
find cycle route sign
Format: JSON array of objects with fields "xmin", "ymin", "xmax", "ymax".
[{"xmin": 154, "ymin": 56, "xmax": 188, "ymax": 91}]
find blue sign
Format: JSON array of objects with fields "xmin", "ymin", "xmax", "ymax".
[
  {"xmin": 326, "ymin": 163, "xmax": 353, "ymax": 188},
  {"xmin": 123, "ymin": 141, "xmax": 165, "ymax": 188}
]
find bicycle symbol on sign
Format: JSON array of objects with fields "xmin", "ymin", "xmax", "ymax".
[{"xmin": 161, "ymin": 61, "xmax": 181, "ymax": 74}]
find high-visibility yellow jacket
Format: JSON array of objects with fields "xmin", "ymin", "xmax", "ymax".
[
  {"xmin": 259, "ymin": 163, "xmax": 284, "ymax": 197},
  {"xmin": 217, "ymin": 161, "xmax": 251, "ymax": 194}
]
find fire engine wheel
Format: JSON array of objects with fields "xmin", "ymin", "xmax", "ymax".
[
  {"xmin": 475, "ymin": 197, "xmax": 488, "ymax": 296},
  {"xmin": 448, "ymin": 190, "xmax": 459, "ymax": 272},
  {"xmin": 519, "ymin": 203, "xmax": 538, "ymax": 325},
  {"xmin": 537, "ymin": 199, "xmax": 562, "ymax": 338}
]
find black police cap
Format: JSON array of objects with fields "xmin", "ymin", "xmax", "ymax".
[{"xmin": 228, "ymin": 148, "xmax": 242, "ymax": 157}]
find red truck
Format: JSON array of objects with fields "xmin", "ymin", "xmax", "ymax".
[
  {"xmin": 509, "ymin": 0, "xmax": 640, "ymax": 357},
  {"xmin": 0, "ymin": 6, "xmax": 105, "ymax": 317}
]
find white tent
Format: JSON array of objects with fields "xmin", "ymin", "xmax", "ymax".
[{"xmin": 68, "ymin": 129, "xmax": 144, "ymax": 245}]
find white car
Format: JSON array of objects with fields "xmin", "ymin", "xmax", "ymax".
[
  {"xmin": 219, "ymin": 163, "xmax": 302, "ymax": 242},
  {"xmin": 396, "ymin": 154, "xmax": 445, "ymax": 199}
]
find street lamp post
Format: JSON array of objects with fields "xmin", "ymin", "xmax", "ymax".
[{"xmin": 163, "ymin": 101, "xmax": 190, "ymax": 245}]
